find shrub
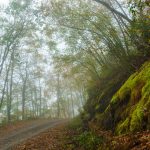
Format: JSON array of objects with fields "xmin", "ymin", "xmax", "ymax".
[
  {"xmin": 75, "ymin": 131, "xmax": 104, "ymax": 150},
  {"xmin": 68, "ymin": 115, "xmax": 83, "ymax": 129}
]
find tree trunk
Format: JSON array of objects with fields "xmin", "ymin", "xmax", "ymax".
[
  {"xmin": 7, "ymin": 50, "xmax": 15, "ymax": 123},
  {"xmin": 22, "ymin": 68, "xmax": 28, "ymax": 120},
  {"xmin": 94, "ymin": 0, "xmax": 131, "ymax": 23},
  {"xmin": 56, "ymin": 73, "xmax": 61, "ymax": 118}
]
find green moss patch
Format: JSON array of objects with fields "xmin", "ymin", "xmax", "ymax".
[
  {"xmin": 116, "ymin": 118, "xmax": 130, "ymax": 135},
  {"xmin": 108, "ymin": 61, "xmax": 150, "ymax": 134}
]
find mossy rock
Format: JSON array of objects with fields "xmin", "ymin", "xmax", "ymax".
[
  {"xmin": 119, "ymin": 87, "xmax": 131, "ymax": 102},
  {"xmin": 87, "ymin": 61, "xmax": 150, "ymax": 134},
  {"xmin": 130, "ymin": 102, "xmax": 144, "ymax": 132},
  {"xmin": 116, "ymin": 118, "xmax": 130, "ymax": 135},
  {"xmin": 110, "ymin": 87, "xmax": 131, "ymax": 108},
  {"xmin": 110, "ymin": 61, "xmax": 150, "ymax": 134}
]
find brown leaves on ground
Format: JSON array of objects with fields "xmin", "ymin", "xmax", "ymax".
[
  {"xmin": 109, "ymin": 131, "xmax": 150, "ymax": 150},
  {"xmin": 13, "ymin": 123, "xmax": 77, "ymax": 150},
  {"xmin": 12, "ymin": 123, "xmax": 150, "ymax": 150}
]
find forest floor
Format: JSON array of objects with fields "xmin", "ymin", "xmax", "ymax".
[
  {"xmin": 0, "ymin": 120, "xmax": 150, "ymax": 150},
  {"xmin": 0, "ymin": 119, "xmax": 67, "ymax": 150},
  {"xmin": 13, "ymin": 125, "xmax": 150, "ymax": 150}
]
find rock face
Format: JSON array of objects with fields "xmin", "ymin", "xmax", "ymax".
[
  {"xmin": 112, "ymin": 61, "xmax": 150, "ymax": 134},
  {"xmin": 86, "ymin": 61, "xmax": 150, "ymax": 135}
]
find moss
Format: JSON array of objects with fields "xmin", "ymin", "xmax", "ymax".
[
  {"xmin": 128, "ymin": 79, "xmax": 150, "ymax": 132},
  {"xmin": 109, "ymin": 88, "xmax": 131, "ymax": 127},
  {"xmin": 142, "ymin": 81, "xmax": 150, "ymax": 100},
  {"xmin": 119, "ymin": 87, "xmax": 131, "ymax": 101},
  {"xmin": 116, "ymin": 118, "xmax": 130, "ymax": 135},
  {"xmin": 123, "ymin": 81, "xmax": 144, "ymax": 109},
  {"xmin": 87, "ymin": 61, "xmax": 150, "ymax": 134},
  {"xmin": 109, "ymin": 61, "xmax": 150, "ymax": 134},
  {"xmin": 95, "ymin": 104, "xmax": 100, "ymax": 111},
  {"xmin": 130, "ymin": 101, "xmax": 144, "ymax": 132},
  {"xmin": 111, "ymin": 95, "xmax": 119, "ymax": 105},
  {"xmin": 110, "ymin": 88, "xmax": 131, "ymax": 108},
  {"xmin": 112, "ymin": 61, "xmax": 150, "ymax": 102}
]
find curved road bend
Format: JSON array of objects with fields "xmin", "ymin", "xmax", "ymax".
[{"xmin": 0, "ymin": 119, "xmax": 68, "ymax": 150}]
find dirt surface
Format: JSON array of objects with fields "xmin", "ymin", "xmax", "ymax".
[
  {"xmin": 0, "ymin": 119, "xmax": 67, "ymax": 150},
  {"xmin": 12, "ymin": 124, "xmax": 150, "ymax": 150},
  {"xmin": 1, "ymin": 120, "xmax": 149, "ymax": 150},
  {"xmin": 13, "ymin": 123, "xmax": 72, "ymax": 150},
  {"xmin": 0, "ymin": 119, "xmax": 47, "ymax": 137}
]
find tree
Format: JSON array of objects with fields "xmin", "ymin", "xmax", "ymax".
[{"xmin": 93, "ymin": 0, "xmax": 131, "ymax": 22}]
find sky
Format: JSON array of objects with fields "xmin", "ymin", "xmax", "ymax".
[
  {"xmin": 0, "ymin": 0, "xmax": 125, "ymax": 6},
  {"xmin": 0, "ymin": 0, "xmax": 9, "ymax": 6}
]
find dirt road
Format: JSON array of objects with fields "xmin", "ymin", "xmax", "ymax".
[{"xmin": 0, "ymin": 119, "xmax": 67, "ymax": 150}]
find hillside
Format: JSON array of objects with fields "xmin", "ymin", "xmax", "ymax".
[
  {"xmin": 60, "ymin": 60, "xmax": 150, "ymax": 149},
  {"xmin": 83, "ymin": 60, "xmax": 150, "ymax": 135}
]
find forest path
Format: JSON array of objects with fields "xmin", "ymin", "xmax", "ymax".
[{"xmin": 0, "ymin": 119, "xmax": 67, "ymax": 150}]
